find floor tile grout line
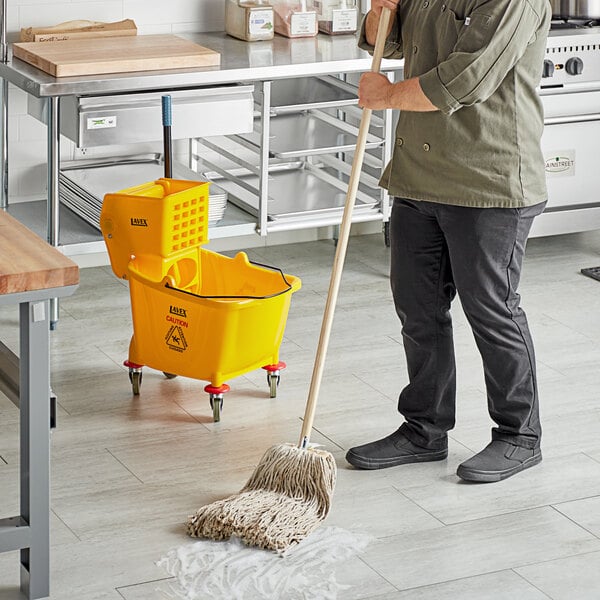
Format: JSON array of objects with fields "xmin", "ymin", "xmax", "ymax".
[
  {"xmin": 537, "ymin": 310, "xmax": 600, "ymax": 344},
  {"xmin": 355, "ymin": 554, "xmax": 404, "ymax": 595},
  {"xmin": 308, "ymin": 425, "xmax": 346, "ymax": 452},
  {"xmin": 171, "ymin": 399, "xmax": 213, "ymax": 430},
  {"xmin": 511, "ymin": 545, "xmax": 600, "ymax": 575},
  {"xmin": 385, "ymin": 504, "xmax": 556, "ymax": 530},
  {"xmin": 104, "ymin": 447, "xmax": 146, "ymax": 484},
  {"xmin": 362, "ymin": 565, "xmax": 551, "ymax": 598},
  {"xmin": 550, "ymin": 503, "xmax": 600, "ymax": 540},
  {"xmin": 583, "ymin": 451, "xmax": 600, "ymax": 465},
  {"xmin": 352, "ymin": 372, "xmax": 398, "ymax": 402},
  {"xmin": 115, "ymin": 575, "xmax": 176, "ymax": 594},
  {"xmin": 50, "ymin": 508, "xmax": 82, "ymax": 542},
  {"xmin": 511, "ymin": 568, "xmax": 556, "ymax": 599},
  {"xmin": 390, "ymin": 486, "xmax": 448, "ymax": 527},
  {"xmin": 447, "ymin": 434, "xmax": 479, "ymax": 453},
  {"xmin": 96, "ymin": 344, "xmax": 133, "ymax": 371},
  {"xmin": 55, "ymin": 399, "xmax": 71, "ymax": 417}
]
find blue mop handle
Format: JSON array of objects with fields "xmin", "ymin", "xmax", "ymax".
[{"xmin": 162, "ymin": 95, "xmax": 173, "ymax": 178}]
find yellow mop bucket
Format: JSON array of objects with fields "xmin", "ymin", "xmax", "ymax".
[
  {"xmin": 125, "ymin": 249, "xmax": 301, "ymax": 420},
  {"xmin": 100, "ymin": 95, "xmax": 301, "ymax": 422}
]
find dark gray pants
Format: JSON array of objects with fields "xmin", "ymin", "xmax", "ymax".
[{"xmin": 390, "ymin": 198, "xmax": 546, "ymax": 451}]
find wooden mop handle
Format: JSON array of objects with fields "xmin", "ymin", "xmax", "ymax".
[{"xmin": 299, "ymin": 7, "xmax": 392, "ymax": 448}]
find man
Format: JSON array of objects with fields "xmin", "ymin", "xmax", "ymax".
[{"xmin": 345, "ymin": 0, "xmax": 551, "ymax": 482}]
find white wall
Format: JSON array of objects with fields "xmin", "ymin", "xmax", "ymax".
[
  {"xmin": 5, "ymin": 0, "xmax": 227, "ymax": 202},
  {"xmin": 7, "ymin": 0, "xmax": 226, "ymax": 41}
]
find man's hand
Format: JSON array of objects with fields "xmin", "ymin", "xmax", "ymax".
[
  {"xmin": 370, "ymin": 0, "xmax": 400, "ymax": 17},
  {"xmin": 359, "ymin": 75, "xmax": 439, "ymax": 112},
  {"xmin": 365, "ymin": 0, "xmax": 399, "ymax": 44},
  {"xmin": 358, "ymin": 72, "xmax": 392, "ymax": 110}
]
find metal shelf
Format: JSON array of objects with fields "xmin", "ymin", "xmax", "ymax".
[
  {"xmin": 263, "ymin": 75, "xmax": 359, "ymax": 115},
  {"xmin": 190, "ymin": 74, "xmax": 394, "ymax": 237},
  {"xmin": 237, "ymin": 110, "xmax": 383, "ymax": 159},
  {"xmin": 204, "ymin": 163, "xmax": 380, "ymax": 229}
]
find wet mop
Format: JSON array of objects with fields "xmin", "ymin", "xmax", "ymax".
[{"xmin": 187, "ymin": 8, "xmax": 392, "ymax": 552}]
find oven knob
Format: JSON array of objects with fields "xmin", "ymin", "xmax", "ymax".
[
  {"xmin": 566, "ymin": 57, "xmax": 584, "ymax": 76},
  {"xmin": 542, "ymin": 59, "xmax": 555, "ymax": 78}
]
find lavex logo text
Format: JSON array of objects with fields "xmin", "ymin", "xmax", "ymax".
[
  {"xmin": 169, "ymin": 305, "xmax": 187, "ymax": 318},
  {"xmin": 545, "ymin": 156, "xmax": 574, "ymax": 173},
  {"xmin": 130, "ymin": 217, "xmax": 148, "ymax": 227}
]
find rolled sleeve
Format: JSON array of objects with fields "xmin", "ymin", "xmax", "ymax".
[
  {"xmin": 418, "ymin": 0, "xmax": 545, "ymax": 114},
  {"xmin": 419, "ymin": 69, "xmax": 462, "ymax": 114},
  {"xmin": 358, "ymin": 12, "xmax": 404, "ymax": 60}
]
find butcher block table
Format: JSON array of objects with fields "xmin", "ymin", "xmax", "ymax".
[{"xmin": 0, "ymin": 210, "xmax": 78, "ymax": 599}]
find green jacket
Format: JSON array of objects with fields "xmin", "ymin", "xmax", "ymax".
[{"xmin": 359, "ymin": 0, "xmax": 551, "ymax": 207}]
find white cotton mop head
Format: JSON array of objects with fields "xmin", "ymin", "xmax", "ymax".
[{"xmin": 186, "ymin": 443, "xmax": 337, "ymax": 552}]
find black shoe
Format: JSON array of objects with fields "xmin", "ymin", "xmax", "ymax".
[
  {"xmin": 457, "ymin": 440, "xmax": 542, "ymax": 483},
  {"xmin": 346, "ymin": 428, "xmax": 448, "ymax": 470}
]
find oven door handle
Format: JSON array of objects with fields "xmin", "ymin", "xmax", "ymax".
[{"xmin": 545, "ymin": 114, "xmax": 600, "ymax": 125}]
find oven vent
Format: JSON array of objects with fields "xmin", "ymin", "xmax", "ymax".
[{"xmin": 546, "ymin": 44, "xmax": 599, "ymax": 54}]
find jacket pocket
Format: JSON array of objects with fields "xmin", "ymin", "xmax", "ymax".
[{"xmin": 437, "ymin": 5, "xmax": 465, "ymax": 59}]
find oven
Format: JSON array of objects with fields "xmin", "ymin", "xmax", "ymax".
[{"xmin": 531, "ymin": 24, "xmax": 600, "ymax": 237}]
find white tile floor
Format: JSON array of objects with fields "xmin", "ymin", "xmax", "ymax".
[{"xmin": 2, "ymin": 229, "xmax": 600, "ymax": 599}]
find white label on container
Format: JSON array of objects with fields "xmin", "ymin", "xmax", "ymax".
[
  {"xmin": 545, "ymin": 150, "xmax": 575, "ymax": 177},
  {"xmin": 332, "ymin": 8, "xmax": 358, "ymax": 32},
  {"xmin": 87, "ymin": 116, "xmax": 117, "ymax": 130},
  {"xmin": 291, "ymin": 11, "xmax": 317, "ymax": 35},
  {"xmin": 249, "ymin": 9, "xmax": 274, "ymax": 35}
]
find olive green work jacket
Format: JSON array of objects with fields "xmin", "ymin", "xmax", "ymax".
[{"xmin": 359, "ymin": 0, "xmax": 551, "ymax": 208}]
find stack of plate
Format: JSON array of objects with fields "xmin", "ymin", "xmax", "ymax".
[{"xmin": 59, "ymin": 156, "xmax": 228, "ymax": 231}]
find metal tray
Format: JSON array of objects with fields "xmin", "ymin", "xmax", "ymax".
[{"xmin": 59, "ymin": 155, "xmax": 228, "ymax": 231}]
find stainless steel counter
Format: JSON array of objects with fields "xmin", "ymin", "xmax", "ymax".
[{"xmin": 0, "ymin": 32, "xmax": 403, "ymax": 98}]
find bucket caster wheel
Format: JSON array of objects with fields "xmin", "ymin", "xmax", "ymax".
[
  {"xmin": 129, "ymin": 369, "xmax": 142, "ymax": 395},
  {"xmin": 267, "ymin": 372, "xmax": 280, "ymax": 398},
  {"xmin": 262, "ymin": 362, "xmax": 286, "ymax": 399},
  {"xmin": 163, "ymin": 372, "xmax": 177, "ymax": 379},
  {"xmin": 125, "ymin": 361, "xmax": 144, "ymax": 396},
  {"xmin": 204, "ymin": 384, "xmax": 230, "ymax": 423},
  {"xmin": 209, "ymin": 396, "xmax": 223, "ymax": 422}
]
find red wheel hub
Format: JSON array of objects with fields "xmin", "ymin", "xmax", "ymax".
[
  {"xmin": 262, "ymin": 361, "xmax": 286, "ymax": 373},
  {"xmin": 204, "ymin": 383, "xmax": 230, "ymax": 395}
]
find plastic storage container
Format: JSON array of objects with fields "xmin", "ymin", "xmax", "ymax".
[
  {"xmin": 225, "ymin": 0, "xmax": 275, "ymax": 41},
  {"xmin": 272, "ymin": 0, "xmax": 318, "ymax": 38},
  {"xmin": 314, "ymin": 0, "xmax": 358, "ymax": 35}
]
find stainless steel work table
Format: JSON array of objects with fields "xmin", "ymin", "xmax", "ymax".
[
  {"xmin": 0, "ymin": 32, "xmax": 403, "ymax": 324},
  {"xmin": 0, "ymin": 210, "xmax": 79, "ymax": 599}
]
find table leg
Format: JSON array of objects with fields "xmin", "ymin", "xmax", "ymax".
[
  {"xmin": 47, "ymin": 96, "xmax": 60, "ymax": 328},
  {"xmin": 0, "ymin": 78, "xmax": 8, "ymax": 210},
  {"xmin": 0, "ymin": 0, "xmax": 8, "ymax": 211},
  {"xmin": 19, "ymin": 300, "xmax": 51, "ymax": 600},
  {"xmin": 257, "ymin": 80, "xmax": 271, "ymax": 237}
]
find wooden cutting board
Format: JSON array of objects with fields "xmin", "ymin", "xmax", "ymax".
[
  {"xmin": 12, "ymin": 34, "xmax": 220, "ymax": 77},
  {"xmin": 0, "ymin": 211, "xmax": 79, "ymax": 295}
]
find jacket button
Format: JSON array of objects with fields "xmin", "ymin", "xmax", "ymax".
[
  {"xmin": 423, "ymin": 143, "xmax": 430, "ymax": 151},
  {"xmin": 441, "ymin": 4, "xmax": 446, "ymax": 10},
  {"xmin": 422, "ymin": 1, "xmax": 429, "ymax": 7},
  {"xmin": 396, "ymin": 138, "xmax": 404, "ymax": 146},
  {"xmin": 413, "ymin": 46, "xmax": 418, "ymax": 54}
]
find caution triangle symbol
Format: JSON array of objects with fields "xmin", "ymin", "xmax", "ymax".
[{"xmin": 166, "ymin": 326, "xmax": 187, "ymax": 350}]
